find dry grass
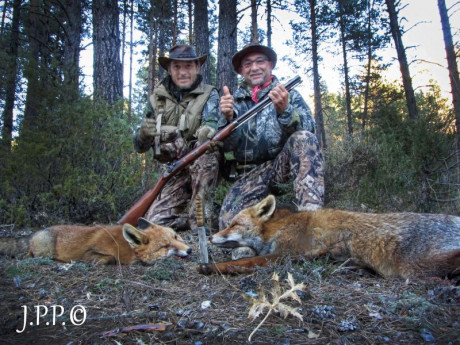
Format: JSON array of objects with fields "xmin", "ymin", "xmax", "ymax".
[{"xmin": 1, "ymin": 230, "xmax": 459, "ymax": 345}]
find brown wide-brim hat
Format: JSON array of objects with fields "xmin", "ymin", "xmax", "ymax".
[
  {"xmin": 232, "ymin": 43, "xmax": 277, "ymax": 73},
  {"xmin": 158, "ymin": 44, "xmax": 207, "ymax": 70}
]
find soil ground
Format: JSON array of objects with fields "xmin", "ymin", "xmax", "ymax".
[{"xmin": 1, "ymin": 229, "xmax": 459, "ymax": 345}]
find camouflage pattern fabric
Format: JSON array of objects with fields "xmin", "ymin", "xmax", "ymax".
[
  {"xmin": 222, "ymin": 75, "xmax": 316, "ymax": 164},
  {"xmin": 135, "ymin": 76, "xmax": 222, "ymax": 230},
  {"xmin": 144, "ymin": 145, "xmax": 220, "ymax": 231},
  {"xmin": 219, "ymin": 75, "xmax": 323, "ymax": 229}
]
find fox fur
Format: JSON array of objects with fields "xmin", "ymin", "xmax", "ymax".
[
  {"xmin": 0, "ymin": 218, "xmax": 191, "ymax": 264},
  {"xmin": 199, "ymin": 195, "xmax": 460, "ymax": 279}
]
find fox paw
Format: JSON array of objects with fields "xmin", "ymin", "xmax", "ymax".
[{"xmin": 197, "ymin": 263, "xmax": 215, "ymax": 275}]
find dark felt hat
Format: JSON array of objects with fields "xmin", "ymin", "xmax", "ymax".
[
  {"xmin": 158, "ymin": 44, "xmax": 207, "ymax": 70},
  {"xmin": 232, "ymin": 43, "xmax": 277, "ymax": 72}
]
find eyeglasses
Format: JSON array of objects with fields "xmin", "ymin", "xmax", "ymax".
[{"xmin": 241, "ymin": 58, "xmax": 269, "ymax": 69}]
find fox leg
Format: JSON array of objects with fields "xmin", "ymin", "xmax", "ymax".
[
  {"xmin": 197, "ymin": 254, "xmax": 280, "ymax": 275},
  {"xmin": 81, "ymin": 251, "xmax": 117, "ymax": 264}
]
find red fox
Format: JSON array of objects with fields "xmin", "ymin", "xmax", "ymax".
[
  {"xmin": 199, "ymin": 195, "xmax": 460, "ymax": 279},
  {"xmin": 0, "ymin": 218, "xmax": 191, "ymax": 264}
]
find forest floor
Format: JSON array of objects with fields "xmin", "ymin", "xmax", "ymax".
[{"xmin": 1, "ymin": 228, "xmax": 459, "ymax": 345}]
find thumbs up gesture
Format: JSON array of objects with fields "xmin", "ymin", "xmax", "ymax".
[{"xmin": 220, "ymin": 86, "xmax": 234, "ymax": 121}]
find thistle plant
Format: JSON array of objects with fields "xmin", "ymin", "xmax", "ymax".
[{"xmin": 247, "ymin": 272, "xmax": 306, "ymax": 341}]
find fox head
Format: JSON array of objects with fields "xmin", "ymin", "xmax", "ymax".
[
  {"xmin": 210, "ymin": 195, "xmax": 279, "ymax": 255},
  {"xmin": 122, "ymin": 218, "xmax": 191, "ymax": 264}
]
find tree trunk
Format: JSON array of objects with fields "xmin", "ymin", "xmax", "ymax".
[
  {"xmin": 0, "ymin": 0, "xmax": 8, "ymax": 35},
  {"xmin": 62, "ymin": 0, "xmax": 82, "ymax": 101},
  {"xmin": 148, "ymin": 0, "xmax": 158, "ymax": 98},
  {"xmin": 310, "ymin": 0, "xmax": 326, "ymax": 148},
  {"xmin": 188, "ymin": 0, "xmax": 193, "ymax": 44},
  {"xmin": 121, "ymin": 0, "xmax": 127, "ymax": 95},
  {"xmin": 157, "ymin": 0, "xmax": 169, "ymax": 80},
  {"xmin": 266, "ymin": 0, "xmax": 272, "ymax": 47},
  {"xmin": 362, "ymin": 0, "xmax": 373, "ymax": 130},
  {"xmin": 338, "ymin": 1, "xmax": 353, "ymax": 135},
  {"xmin": 251, "ymin": 0, "xmax": 258, "ymax": 43},
  {"xmin": 194, "ymin": 0, "xmax": 211, "ymax": 83},
  {"xmin": 217, "ymin": 0, "xmax": 237, "ymax": 93},
  {"xmin": 92, "ymin": 0, "xmax": 123, "ymax": 104},
  {"xmin": 128, "ymin": 0, "xmax": 134, "ymax": 118},
  {"xmin": 1, "ymin": 0, "xmax": 20, "ymax": 151},
  {"xmin": 385, "ymin": 0, "xmax": 418, "ymax": 119},
  {"xmin": 173, "ymin": 0, "xmax": 178, "ymax": 45},
  {"xmin": 438, "ymin": 0, "xmax": 460, "ymax": 150},
  {"xmin": 23, "ymin": 0, "xmax": 48, "ymax": 128}
]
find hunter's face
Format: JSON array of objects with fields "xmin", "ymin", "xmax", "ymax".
[
  {"xmin": 239, "ymin": 53, "xmax": 274, "ymax": 87},
  {"xmin": 168, "ymin": 60, "xmax": 200, "ymax": 89}
]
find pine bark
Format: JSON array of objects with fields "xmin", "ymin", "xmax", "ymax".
[
  {"xmin": 437, "ymin": 0, "xmax": 460, "ymax": 148},
  {"xmin": 23, "ymin": 0, "xmax": 48, "ymax": 127},
  {"xmin": 93, "ymin": 0, "xmax": 123, "ymax": 104},
  {"xmin": 310, "ymin": 0, "xmax": 326, "ymax": 148},
  {"xmin": 362, "ymin": 0, "xmax": 373, "ymax": 129},
  {"xmin": 188, "ymin": 0, "xmax": 193, "ymax": 44},
  {"xmin": 251, "ymin": 0, "xmax": 259, "ymax": 43},
  {"xmin": 266, "ymin": 0, "xmax": 272, "ymax": 47},
  {"xmin": 148, "ymin": 0, "xmax": 158, "ymax": 98},
  {"xmin": 129, "ymin": 0, "xmax": 134, "ymax": 118},
  {"xmin": 1, "ymin": 0, "xmax": 21, "ymax": 150},
  {"xmin": 194, "ymin": 0, "xmax": 211, "ymax": 83},
  {"xmin": 217, "ymin": 0, "xmax": 237, "ymax": 93},
  {"xmin": 385, "ymin": 0, "xmax": 418, "ymax": 119},
  {"xmin": 157, "ymin": 0, "xmax": 170, "ymax": 80},
  {"xmin": 338, "ymin": 1, "xmax": 353, "ymax": 135},
  {"xmin": 62, "ymin": 0, "xmax": 82, "ymax": 101}
]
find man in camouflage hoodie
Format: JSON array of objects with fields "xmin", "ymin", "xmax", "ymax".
[
  {"xmin": 219, "ymin": 43, "xmax": 324, "ymax": 232},
  {"xmin": 134, "ymin": 45, "xmax": 221, "ymax": 231}
]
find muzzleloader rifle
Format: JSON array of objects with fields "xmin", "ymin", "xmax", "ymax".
[{"xmin": 119, "ymin": 75, "xmax": 303, "ymax": 226}]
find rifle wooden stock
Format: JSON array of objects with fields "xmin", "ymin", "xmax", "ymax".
[{"xmin": 119, "ymin": 75, "xmax": 302, "ymax": 226}]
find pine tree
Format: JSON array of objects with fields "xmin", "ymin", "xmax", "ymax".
[
  {"xmin": 437, "ymin": 0, "xmax": 460, "ymax": 149},
  {"xmin": 384, "ymin": 0, "xmax": 418, "ymax": 119},
  {"xmin": 194, "ymin": 0, "xmax": 211, "ymax": 83},
  {"xmin": 290, "ymin": 0, "xmax": 331, "ymax": 148},
  {"xmin": 217, "ymin": 0, "xmax": 237, "ymax": 92},
  {"xmin": 92, "ymin": 0, "xmax": 123, "ymax": 104},
  {"xmin": 1, "ymin": 0, "xmax": 20, "ymax": 152}
]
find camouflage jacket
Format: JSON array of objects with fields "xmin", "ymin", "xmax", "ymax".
[
  {"xmin": 223, "ymin": 75, "xmax": 315, "ymax": 164},
  {"xmin": 134, "ymin": 76, "xmax": 220, "ymax": 156}
]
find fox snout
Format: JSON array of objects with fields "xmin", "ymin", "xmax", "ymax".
[
  {"xmin": 171, "ymin": 246, "xmax": 192, "ymax": 258},
  {"xmin": 209, "ymin": 233, "xmax": 243, "ymax": 248}
]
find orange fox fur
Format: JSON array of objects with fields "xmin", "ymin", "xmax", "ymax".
[
  {"xmin": 0, "ymin": 218, "xmax": 191, "ymax": 264},
  {"xmin": 199, "ymin": 195, "xmax": 460, "ymax": 279}
]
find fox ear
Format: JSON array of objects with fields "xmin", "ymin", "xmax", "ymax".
[
  {"xmin": 123, "ymin": 224, "xmax": 149, "ymax": 248},
  {"xmin": 137, "ymin": 217, "xmax": 154, "ymax": 230},
  {"xmin": 255, "ymin": 195, "xmax": 276, "ymax": 221}
]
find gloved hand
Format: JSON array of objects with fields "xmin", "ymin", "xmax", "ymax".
[
  {"xmin": 196, "ymin": 125, "xmax": 216, "ymax": 143},
  {"xmin": 139, "ymin": 111, "xmax": 157, "ymax": 142},
  {"xmin": 196, "ymin": 125, "xmax": 222, "ymax": 152}
]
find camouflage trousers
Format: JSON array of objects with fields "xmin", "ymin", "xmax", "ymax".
[
  {"xmin": 219, "ymin": 130, "xmax": 324, "ymax": 229},
  {"xmin": 144, "ymin": 148, "xmax": 220, "ymax": 231}
]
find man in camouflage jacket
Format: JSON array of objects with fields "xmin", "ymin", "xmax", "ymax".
[
  {"xmin": 219, "ymin": 43, "xmax": 324, "ymax": 231},
  {"xmin": 134, "ymin": 45, "xmax": 221, "ymax": 230}
]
